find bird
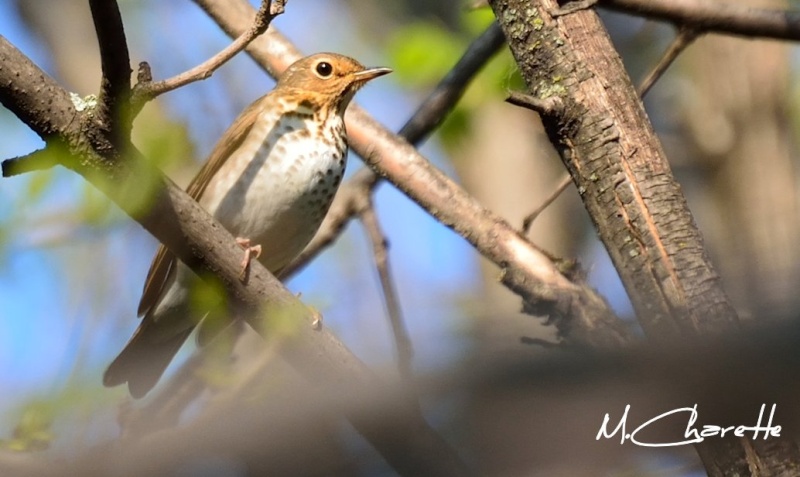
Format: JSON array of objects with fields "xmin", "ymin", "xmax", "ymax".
[{"xmin": 104, "ymin": 53, "xmax": 391, "ymax": 398}]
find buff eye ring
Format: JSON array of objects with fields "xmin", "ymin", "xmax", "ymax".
[{"xmin": 315, "ymin": 61, "xmax": 333, "ymax": 78}]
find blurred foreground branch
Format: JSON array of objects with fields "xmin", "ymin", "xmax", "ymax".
[{"xmin": 4, "ymin": 320, "xmax": 800, "ymax": 476}]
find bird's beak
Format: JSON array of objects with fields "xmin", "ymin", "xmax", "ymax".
[{"xmin": 353, "ymin": 67, "xmax": 393, "ymax": 82}]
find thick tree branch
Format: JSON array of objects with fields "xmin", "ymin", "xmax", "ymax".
[
  {"xmin": 492, "ymin": 0, "xmax": 737, "ymax": 337},
  {"xmin": 197, "ymin": 0, "xmax": 635, "ymax": 349},
  {"xmin": 0, "ymin": 34, "xmax": 471, "ymax": 477},
  {"xmin": 0, "ymin": 37, "xmax": 79, "ymax": 138},
  {"xmin": 602, "ymin": 0, "xmax": 800, "ymax": 41}
]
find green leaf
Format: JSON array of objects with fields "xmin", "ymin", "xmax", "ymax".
[
  {"xmin": 24, "ymin": 169, "xmax": 55, "ymax": 203},
  {"xmin": 388, "ymin": 22, "xmax": 466, "ymax": 86},
  {"xmin": 460, "ymin": 7, "xmax": 496, "ymax": 35},
  {"xmin": 0, "ymin": 403, "xmax": 54, "ymax": 452}
]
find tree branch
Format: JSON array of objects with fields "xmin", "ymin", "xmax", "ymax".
[
  {"xmin": 88, "ymin": 0, "xmax": 132, "ymax": 143},
  {"xmin": 399, "ymin": 21, "xmax": 506, "ymax": 145},
  {"xmin": 520, "ymin": 172, "xmax": 572, "ymax": 235},
  {"xmin": 7, "ymin": 319, "xmax": 800, "ymax": 475},
  {"xmin": 492, "ymin": 0, "xmax": 738, "ymax": 337},
  {"xmin": 637, "ymin": 26, "xmax": 699, "ymax": 98},
  {"xmin": 2, "ymin": 148, "xmax": 58, "ymax": 177},
  {"xmin": 602, "ymin": 0, "xmax": 800, "ymax": 41},
  {"xmin": 506, "ymin": 90, "xmax": 564, "ymax": 116},
  {"xmin": 0, "ymin": 38, "xmax": 80, "ymax": 139},
  {"xmin": 357, "ymin": 197, "xmax": 415, "ymax": 382}
]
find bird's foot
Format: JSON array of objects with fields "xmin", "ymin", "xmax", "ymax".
[{"xmin": 236, "ymin": 237, "xmax": 262, "ymax": 281}]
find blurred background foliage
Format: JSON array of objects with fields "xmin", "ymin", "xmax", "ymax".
[
  {"xmin": 387, "ymin": 7, "xmax": 525, "ymax": 146},
  {"xmin": 0, "ymin": 0, "xmax": 799, "ymax": 475}
]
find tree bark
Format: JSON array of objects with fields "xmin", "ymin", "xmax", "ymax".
[
  {"xmin": 490, "ymin": 0, "xmax": 737, "ymax": 337},
  {"xmin": 488, "ymin": 0, "xmax": 800, "ymax": 474}
]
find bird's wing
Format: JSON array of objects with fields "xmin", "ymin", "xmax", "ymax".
[{"xmin": 137, "ymin": 94, "xmax": 269, "ymax": 317}]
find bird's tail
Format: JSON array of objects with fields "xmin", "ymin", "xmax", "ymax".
[{"xmin": 103, "ymin": 317, "xmax": 193, "ymax": 399}]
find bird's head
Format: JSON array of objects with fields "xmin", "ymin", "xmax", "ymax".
[{"xmin": 276, "ymin": 53, "xmax": 391, "ymax": 114}]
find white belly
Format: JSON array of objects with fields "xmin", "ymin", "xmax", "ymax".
[{"xmin": 200, "ymin": 112, "xmax": 346, "ymax": 273}]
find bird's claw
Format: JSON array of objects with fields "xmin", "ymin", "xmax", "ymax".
[{"xmin": 236, "ymin": 237, "xmax": 262, "ymax": 281}]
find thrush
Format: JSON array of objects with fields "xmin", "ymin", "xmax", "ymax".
[{"xmin": 104, "ymin": 53, "xmax": 391, "ymax": 398}]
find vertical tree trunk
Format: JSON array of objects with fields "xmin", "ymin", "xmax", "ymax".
[
  {"xmin": 488, "ymin": 0, "xmax": 800, "ymax": 474},
  {"xmin": 489, "ymin": 0, "xmax": 737, "ymax": 337}
]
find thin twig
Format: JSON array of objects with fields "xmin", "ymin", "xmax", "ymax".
[
  {"xmin": 637, "ymin": 27, "xmax": 699, "ymax": 98},
  {"xmin": 130, "ymin": 0, "xmax": 285, "ymax": 112},
  {"xmin": 88, "ymin": 0, "xmax": 132, "ymax": 141},
  {"xmin": 356, "ymin": 196, "xmax": 415, "ymax": 382},
  {"xmin": 506, "ymin": 91, "xmax": 564, "ymax": 117},
  {"xmin": 2, "ymin": 148, "xmax": 58, "ymax": 177},
  {"xmin": 521, "ymin": 173, "xmax": 572, "ymax": 235}
]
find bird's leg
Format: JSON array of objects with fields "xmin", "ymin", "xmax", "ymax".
[{"xmin": 235, "ymin": 237, "xmax": 262, "ymax": 280}]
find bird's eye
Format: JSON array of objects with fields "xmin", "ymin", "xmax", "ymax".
[{"xmin": 315, "ymin": 61, "xmax": 333, "ymax": 78}]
